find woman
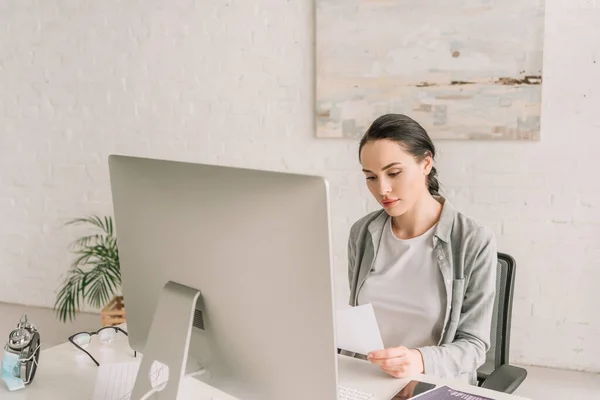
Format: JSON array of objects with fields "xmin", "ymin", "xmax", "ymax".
[{"xmin": 346, "ymin": 114, "xmax": 497, "ymax": 385}]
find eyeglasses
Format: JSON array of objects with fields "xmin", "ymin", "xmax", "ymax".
[{"xmin": 68, "ymin": 326, "xmax": 136, "ymax": 366}]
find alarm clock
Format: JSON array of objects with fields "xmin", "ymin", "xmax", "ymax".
[{"xmin": 4, "ymin": 314, "xmax": 41, "ymax": 385}]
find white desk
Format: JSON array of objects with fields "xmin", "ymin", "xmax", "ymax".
[{"xmin": 1, "ymin": 331, "xmax": 530, "ymax": 400}]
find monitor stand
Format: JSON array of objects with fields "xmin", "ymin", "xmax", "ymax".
[{"xmin": 131, "ymin": 281, "xmax": 201, "ymax": 400}]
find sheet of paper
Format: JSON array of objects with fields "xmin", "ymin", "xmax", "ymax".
[
  {"xmin": 92, "ymin": 361, "xmax": 238, "ymax": 400},
  {"xmin": 92, "ymin": 361, "xmax": 168, "ymax": 400},
  {"xmin": 335, "ymin": 303, "xmax": 384, "ymax": 355}
]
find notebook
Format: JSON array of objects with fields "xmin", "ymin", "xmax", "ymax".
[{"xmin": 412, "ymin": 385, "xmax": 494, "ymax": 400}]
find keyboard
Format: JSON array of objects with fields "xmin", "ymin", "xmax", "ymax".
[{"xmin": 338, "ymin": 385, "xmax": 374, "ymax": 400}]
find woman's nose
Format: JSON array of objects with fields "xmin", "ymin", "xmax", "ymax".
[{"xmin": 378, "ymin": 179, "xmax": 391, "ymax": 195}]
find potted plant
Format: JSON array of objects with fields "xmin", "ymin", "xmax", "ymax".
[{"xmin": 54, "ymin": 216, "xmax": 125, "ymax": 326}]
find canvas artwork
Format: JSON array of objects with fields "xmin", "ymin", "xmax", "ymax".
[{"xmin": 316, "ymin": 0, "xmax": 545, "ymax": 140}]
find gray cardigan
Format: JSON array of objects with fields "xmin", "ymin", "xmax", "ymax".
[{"xmin": 345, "ymin": 196, "xmax": 497, "ymax": 385}]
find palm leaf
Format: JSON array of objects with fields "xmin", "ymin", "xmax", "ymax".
[
  {"xmin": 55, "ymin": 215, "xmax": 121, "ymax": 322},
  {"xmin": 66, "ymin": 216, "xmax": 114, "ymax": 236},
  {"xmin": 70, "ymin": 234, "xmax": 106, "ymax": 249},
  {"xmin": 54, "ymin": 268, "xmax": 85, "ymax": 323},
  {"xmin": 84, "ymin": 267, "xmax": 113, "ymax": 309}
]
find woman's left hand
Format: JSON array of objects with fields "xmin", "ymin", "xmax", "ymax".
[{"xmin": 367, "ymin": 346, "xmax": 424, "ymax": 379}]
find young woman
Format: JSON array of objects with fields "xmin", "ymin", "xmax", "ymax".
[{"xmin": 346, "ymin": 114, "xmax": 497, "ymax": 385}]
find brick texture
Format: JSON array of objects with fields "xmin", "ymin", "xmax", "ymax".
[{"xmin": 1, "ymin": 0, "xmax": 599, "ymax": 372}]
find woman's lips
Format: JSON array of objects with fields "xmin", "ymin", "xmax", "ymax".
[{"xmin": 382, "ymin": 199, "xmax": 399, "ymax": 208}]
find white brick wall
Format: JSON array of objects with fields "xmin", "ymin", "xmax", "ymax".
[{"xmin": 1, "ymin": 0, "xmax": 599, "ymax": 373}]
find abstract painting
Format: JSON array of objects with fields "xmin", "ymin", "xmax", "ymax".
[{"xmin": 316, "ymin": 0, "xmax": 545, "ymax": 140}]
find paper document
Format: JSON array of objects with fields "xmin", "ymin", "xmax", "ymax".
[
  {"xmin": 93, "ymin": 361, "xmax": 168, "ymax": 400},
  {"xmin": 93, "ymin": 361, "xmax": 238, "ymax": 400},
  {"xmin": 335, "ymin": 303, "xmax": 384, "ymax": 355}
]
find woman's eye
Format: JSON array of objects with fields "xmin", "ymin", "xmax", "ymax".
[
  {"xmin": 366, "ymin": 176, "xmax": 377, "ymax": 181},
  {"xmin": 388, "ymin": 172, "xmax": 401, "ymax": 177}
]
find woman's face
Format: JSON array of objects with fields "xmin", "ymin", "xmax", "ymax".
[{"xmin": 359, "ymin": 139, "xmax": 432, "ymax": 217}]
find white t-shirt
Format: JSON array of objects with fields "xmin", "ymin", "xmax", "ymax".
[{"xmin": 357, "ymin": 216, "xmax": 447, "ymax": 349}]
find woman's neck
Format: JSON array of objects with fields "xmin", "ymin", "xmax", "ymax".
[{"xmin": 391, "ymin": 194, "xmax": 443, "ymax": 240}]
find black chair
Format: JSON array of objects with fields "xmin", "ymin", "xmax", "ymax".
[{"xmin": 476, "ymin": 252, "xmax": 527, "ymax": 393}]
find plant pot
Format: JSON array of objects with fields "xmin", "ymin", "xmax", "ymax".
[{"xmin": 101, "ymin": 296, "xmax": 126, "ymax": 327}]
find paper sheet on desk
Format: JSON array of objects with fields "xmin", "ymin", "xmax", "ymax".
[
  {"xmin": 93, "ymin": 361, "xmax": 239, "ymax": 400},
  {"xmin": 93, "ymin": 361, "xmax": 168, "ymax": 400},
  {"xmin": 335, "ymin": 303, "xmax": 384, "ymax": 355}
]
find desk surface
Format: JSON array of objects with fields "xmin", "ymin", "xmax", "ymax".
[{"xmin": 1, "ymin": 331, "xmax": 530, "ymax": 400}]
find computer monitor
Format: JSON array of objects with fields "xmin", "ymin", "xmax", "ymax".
[{"xmin": 108, "ymin": 155, "xmax": 339, "ymax": 400}]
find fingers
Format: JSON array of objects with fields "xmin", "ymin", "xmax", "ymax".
[
  {"xmin": 366, "ymin": 346, "xmax": 419, "ymax": 379},
  {"xmin": 367, "ymin": 346, "xmax": 410, "ymax": 369},
  {"xmin": 369, "ymin": 355, "xmax": 409, "ymax": 369},
  {"xmin": 368, "ymin": 346, "xmax": 410, "ymax": 360}
]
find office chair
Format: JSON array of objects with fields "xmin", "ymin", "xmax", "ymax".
[{"xmin": 476, "ymin": 252, "xmax": 527, "ymax": 393}]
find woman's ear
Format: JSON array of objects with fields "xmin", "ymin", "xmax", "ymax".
[{"xmin": 422, "ymin": 154, "xmax": 433, "ymax": 175}]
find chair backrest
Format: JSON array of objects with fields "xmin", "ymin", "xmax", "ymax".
[{"xmin": 483, "ymin": 252, "xmax": 517, "ymax": 373}]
